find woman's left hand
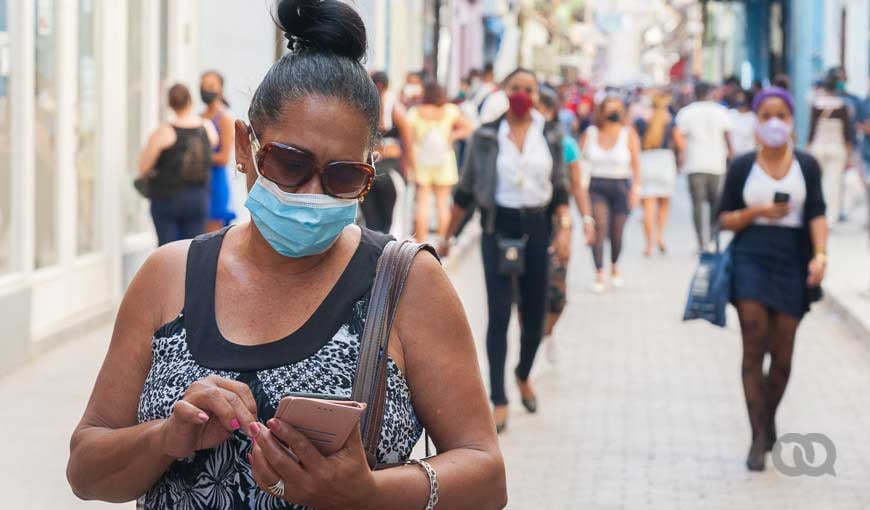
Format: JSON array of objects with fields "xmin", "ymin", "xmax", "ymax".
[
  {"xmin": 629, "ymin": 185, "xmax": 641, "ymax": 210},
  {"xmin": 249, "ymin": 418, "xmax": 379, "ymax": 510},
  {"xmin": 807, "ymin": 256, "xmax": 826, "ymax": 287},
  {"xmin": 552, "ymin": 228, "xmax": 572, "ymax": 265}
]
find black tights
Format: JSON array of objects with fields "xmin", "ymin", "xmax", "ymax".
[
  {"xmin": 589, "ymin": 178, "xmax": 630, "ymax": 271},
  {"xmin": 736, "ymin": 300, "xmax": 799, "ymax": 445}
]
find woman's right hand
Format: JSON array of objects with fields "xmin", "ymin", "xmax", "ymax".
[
  {"xmin": 757, "ymin": 203, "xmax": 791, "ymax": 220},
  {"xmin": 438, "ymin": 238, "xmax": 452, "ymax": 258},
  {"xmin": 158, "ymin": 375, "xmax": 260, "ymax": 459}
]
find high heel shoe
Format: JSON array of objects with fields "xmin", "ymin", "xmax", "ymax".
[
  {"xmin": 516, "ymin": 377, "xmax": 538, "ymax": 414},
  {"xmin": 493, "ymin": 405, "xmax": 509, "ymax": 434},
  {"xmin": 746, "ymin": 433, "xmax": 767, "ymax": 471}
]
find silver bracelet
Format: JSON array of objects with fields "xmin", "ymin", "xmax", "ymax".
[{"xmin": 406, "ymin": 459, "xmax": 439, "ymax": 510}]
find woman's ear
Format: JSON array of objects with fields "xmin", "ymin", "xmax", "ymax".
[{"xmin": 234, "ymin": 119, "xmax": 253, "ymax": 174}]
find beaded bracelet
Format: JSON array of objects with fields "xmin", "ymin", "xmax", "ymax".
[{"xmin": 406, "ymin": 459, "xmax": 439, "ymax": 510}]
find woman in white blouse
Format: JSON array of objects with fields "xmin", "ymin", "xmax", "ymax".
[
  {"xmin": 580, "ymin": 97, "xmax": 642, "ymax": 293},
  {"xmin": 443, "ymin": 68, "xmax": 571, "ymax": 433}
]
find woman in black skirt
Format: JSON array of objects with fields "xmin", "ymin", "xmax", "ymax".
[{"xmin": 718, "ymin": 87, "xmax": 828, "ymax": 471}]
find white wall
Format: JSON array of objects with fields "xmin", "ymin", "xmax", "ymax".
[
  {"xmin": 196, "ymin": 0, "xmax": 277, "ymax": 221},
  {"xmin": 823, "ymin": 0, "xmax": 869, "ymax": 96},
  {"xmin": 197, "ymin": 0, "xmax": 276, "ymax": 122}
]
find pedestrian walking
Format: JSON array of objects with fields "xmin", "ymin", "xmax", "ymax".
[
  {"xmin": 68, "ymin": 2, "xmax": 506, "ymax": 508},
  {"xmin": 400, "ymin": 71, "xmax": 424, "ymax": 107},
  {"xmin": 718, "ymin": 87, "xmax": 828, "ymax": 471},
  {"xmin": 473, "ymin": 63, "xmax": 510, "ymax": 125},
  {"xmin": 634, "ymin": 92, "xmax": 684, "ymax": 257},
  {"xmin": 538, "ymin": 88, "xmax": 594, "ymax": 362},
  {"xmin": 442, "ymin": 68, "xmax": 571, "ymax": 433},
  {"xmin": 360, "ymin": 71, "xmax": 414, "ymax": 235},
  {"xmin": 729, "ymin": 89, "xmax": 758, "ymax": 157},
  {"xmin": 137, "ymin": 84, "xmax": 217, "ymax": 246},
  {"xmin": 676, "ymin": 82, "xmax": 734, "ymax": 251},
  {"xmin": 809, "ymin": 72, "xmax": 855, "ymax": 224},
  {"xmin": 200, "ymin": 71, "xmax": 238, "ymax": 231},
  {"xmin": 407, "ymin": 81, "xmax": 473, "ymax": 242},
  {"xmin": 580, "ymin": 96, "xmax": 642, "ymax": 293}
]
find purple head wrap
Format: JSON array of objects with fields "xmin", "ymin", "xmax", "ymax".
[{"xmin": 752, "ymin": 87, "xmax": 795, "ymax": 114}]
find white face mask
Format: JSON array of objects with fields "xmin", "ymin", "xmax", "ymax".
[{"xmin": 403, "ymin": 83, "xmax": 423, "ymax": 98}]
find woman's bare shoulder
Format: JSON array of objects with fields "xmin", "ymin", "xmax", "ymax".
[{"xmin": 125, "ymin": 240, "xmax": 192, "ymax": 331}]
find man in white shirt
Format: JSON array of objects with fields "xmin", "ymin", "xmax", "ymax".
[
  {"xmin": 676, "ymin": 82, "xmax": 734, "ymax": 249},
  {"xmin": 469, "ymin": 64, "xmax": 509, "ymax": 125}
]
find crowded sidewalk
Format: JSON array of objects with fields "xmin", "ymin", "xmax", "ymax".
[{"xmin": 3, "ymin": 179, "xmax": 869, "ymax": 509}]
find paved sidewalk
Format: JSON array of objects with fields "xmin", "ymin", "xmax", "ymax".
[
  {"xmin": 0, "ymin": 323, "xmax": 126, "ymax": 509},
  {"xmin": 447, "ymin": 177, "xmax": 870, "ymax": 509},
  {"xmin": 824, "ymin": 207, "xmax": 870, "ymax": 339}
]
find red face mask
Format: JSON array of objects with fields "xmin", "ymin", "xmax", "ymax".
[{"xmin": 508, "ymin": 92, "xmax": 534, "ymax": 117}]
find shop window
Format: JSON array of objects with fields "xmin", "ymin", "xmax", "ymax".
[
  {"xmin": 0, "ymin": 0, "xmax": 11, "ymax": 273},
  {"xmin": 76, "ymin": 0, "xmax": 99, "ymax": 254},
  {"xmin": 124, "ymin": 0, "xmax": 151, "ymax": 236},
  {"xmin": 34, "ymin": 0, "xmax": 59, "ymax": 268}
]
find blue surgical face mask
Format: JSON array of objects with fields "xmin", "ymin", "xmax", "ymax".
[
  {"xmin": 244, "ymin": 131, "xmax": 358, "ymax": 258},
  {"xmin": 245, "ymin": 177, "xmax": 358, "ymax": 258}
]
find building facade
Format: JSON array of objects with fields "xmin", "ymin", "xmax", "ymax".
[
  {"xmin": 0, "ymin": 0, "xmax": 444, "ymax": 374},
  {"xmin": 712, "ymin": 0, "xmax": 869, "ymax": 144},
  {"xmin": 0, "ymin": 0, "xmax": 272, "ymax": 374}
]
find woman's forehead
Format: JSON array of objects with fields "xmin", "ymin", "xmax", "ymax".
[
  {"xmin": 258, "ymin": 96, "xmax": 370, "ymax": 161},
  {"xmin": 758, "ymin": 97, "xmax": 791, "ymax": 115},
  {"xmin": 507, "ymin": 73, "xmax": 537, "ymax": 88}
]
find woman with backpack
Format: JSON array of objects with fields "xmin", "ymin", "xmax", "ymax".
[
  {"xmin": 137, "ymin": 84, "xmax": 217, "ymax": 246},
  {"xmin": 408, "ymin": 81, "xmax": 473, "ymax": 242}
]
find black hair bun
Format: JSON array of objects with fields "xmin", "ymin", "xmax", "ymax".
[{"xmin": 276, "ymin": 0, "xmax": 367, "ymax": 62}]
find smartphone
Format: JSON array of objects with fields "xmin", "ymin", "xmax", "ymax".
[
  {"xmin": 274, "ymin": 396, "xmax": 367, "ymax": 455},
  {"xmin": 774, "ymin": 192, "xmax": 791, "ymax": 204}
]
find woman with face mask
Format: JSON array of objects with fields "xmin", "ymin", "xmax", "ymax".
[
  {"xmin": 442, "ymin": 69, "xmax": 572, "ymax": 433},
  {"xmin": 67, "ymin": 2, "xmax": 506, "ymax": 508},
  {"xmin": 580, "ymin": 97, "xmax": 642, "ymax": 293},
  {"xmin": 200, "ymin": 70, "xmax": 238, "ymax": 231},
  {"xmin": 138, "ymin": 84, "xmax": 219, "ymax": 246},
  {"xmin": 407, "ymin": 81, "xmax": 474, "ymax": 243},
  {"xmin": 718, "ymin": 87, "xmax": 828, "ymax": 471}
]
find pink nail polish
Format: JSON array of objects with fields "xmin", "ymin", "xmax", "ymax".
[
  {"xmin": 252, "ymin": 436, "xmax": 257, "ymax": 446},
  {"xmin": 248, "ymin": 422, "xmax": 261, "ymax": 437},
  {"xmin": 197, "ymin": 412, "xmax": 210, "ymax": 423},
  {"xmin": 231, "ymin": 418, "xmax": 240, "ymax": 430}
]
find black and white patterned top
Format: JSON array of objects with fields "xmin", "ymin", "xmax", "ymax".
[{"xmin": 136, "ymin": 228, "xmax": 423, "ymax": 510}]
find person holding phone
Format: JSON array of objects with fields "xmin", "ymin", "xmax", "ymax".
[
  {"xmin": 718, "ymin": 87, "xmax": 828, "ymax": 472},
  {"xmin": 67, "ymin": 2, "xmax": 506, "ymax": 509}
]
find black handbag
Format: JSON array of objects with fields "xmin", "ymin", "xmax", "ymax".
[
  {"xmin": 133, "ymin": 175, "xmax": 152, "ymax": 199},
  {"xmin": 496, "ymin": 235, "xmax": 528, "ymax": 277}
]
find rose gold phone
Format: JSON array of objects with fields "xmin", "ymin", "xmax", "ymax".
[{"xmin": 274, "ymin": 396, "xmax": 367, "ymax": 455}]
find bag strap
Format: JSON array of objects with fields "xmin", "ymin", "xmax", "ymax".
[{"xmin": 352, "ymin": 239, "xmax": 437, "ymax": 469}]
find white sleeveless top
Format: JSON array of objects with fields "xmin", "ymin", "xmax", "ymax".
[
  {"xmin": 583, "ymin": 126, "xmax": 632, "ymax": 179},
  {"xmin": 743, "ymin": 159, "xmax": 806, "ymax": 229}
]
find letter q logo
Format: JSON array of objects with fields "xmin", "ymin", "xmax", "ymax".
[{"xmin": 771, "ymin": 433, "xmax": 837, "ymax": 477}]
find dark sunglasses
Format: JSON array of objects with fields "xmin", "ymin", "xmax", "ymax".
[{"xmin": 249, "ymin": 128, "xmax": 375, "ymax": 200}]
